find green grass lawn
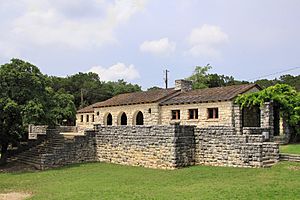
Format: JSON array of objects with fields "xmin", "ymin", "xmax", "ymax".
[
  {"xmin": 0, "ymin": 162, "xmax": 299, "ymax": 200},
  {"xmin": 280, "ymin": 144, "xmax": 300, "ymax": 154}
]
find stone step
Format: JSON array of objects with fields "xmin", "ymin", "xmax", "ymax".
[
  {"xmin": 262, "ymin": 159, "xmax": 276, "ymax": 165},
  {"xmin": 17, "ymin": 159, "xmax": 41, "ymax": 169},
  {"xmin": 279, "ymin": 154, "xmax": 300, "ymax": 162}
]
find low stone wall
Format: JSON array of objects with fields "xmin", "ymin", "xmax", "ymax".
[
  {"xmin": 24, "ymin": 125, "xmax": 279, "ymax": 169},
  {"xmin": 95, "ymin": 125, "xmax": 195, "ymax": 169},
  {"xmin": 40, "ymin": 130, "xmax": 97, "ymax": 169},
  {"xmin": 194, "ymin": 127, "xmax": 279, "ymax": 168}
]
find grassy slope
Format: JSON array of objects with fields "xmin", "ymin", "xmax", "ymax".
[
  {"xmin": 0, "ymin": 162, "xmax": 299, "ymax": 200},
  {"xmin": 280, "ymin": 144, "xmax": 300, "ymax": 154}
]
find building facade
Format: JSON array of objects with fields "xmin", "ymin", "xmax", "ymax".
[{"xmin": 76, "ymin": 80, "xmax": 263, "ymax": 131}]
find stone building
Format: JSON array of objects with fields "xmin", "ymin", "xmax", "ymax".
[
  {"xmin": 76, "ymin": 80, "xmax": 268, "ymax": 133},
  {"xmin": 19, "ymin": 80, "xmax": 280, "ymax": 170}
]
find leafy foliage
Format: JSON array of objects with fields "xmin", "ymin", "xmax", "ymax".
[
  {"xmin": 255, "ymin": 74, "xmax": 300, "ymax": 91},
  {"xmin": 48, "ymin": 74, "xmax": 141, "ymax": 109},
  {"xmin": 236, "ymin": 84, "xmax": 300, "ymax": 133},
  {"xmin": 0, "ymin": 98, "xmax": 23, "ymax": 164},
  {"xmin": 0, "ymin": 59, "xmax": 77, "ymax": 163},
  {"xmin": 147, "ymin": 86, "xmax": 162, "ymax": 91},
  {"xmin": 187, "ymin": 64, "xmax": 248, "ymax": 89}
]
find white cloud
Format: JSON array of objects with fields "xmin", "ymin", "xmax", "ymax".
[
  {"xmin": 0, "ymin": 0, "xmax": 147, "ymax": 57},
  {"xmin": 88, "ymin": 63, "xmax": 140, "ymax": 81},
  {"xmin": 186, "ymin": 24, "xmax": 228, "ymax": 58},
  {"xmin": 140, "ymin": 38, "xmax": 176, "ymax": 56}
]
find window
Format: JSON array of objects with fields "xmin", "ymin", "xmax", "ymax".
[
  {"xmin": 148, "ymin": 108, "xmax": 152, "ymax": 113},
  {"xmin": 120, "ymin": 112, "xmax": 127, "ymax": 125},
  {"xmin": 106, "ymin": 113, "xmax": 112, "ymax": 125},
  {"xmin": 188, "ymin": 109, "xmax": 198, "ymax": 119},
  {"xmin": 171, "ymin": 110, "xmax": 180, "ymax": 120},
  {"xmin": 80, "ymin": 115, "xmax": 83, "ymax": 122},
  {"xmin": 207, "ymin": 108, "xmax": 218, "ymax": 119},
  {"xmin": 86, "ymin": 115, "xmax": 89, "ymax": 122},
  {"xmin": 92, "ymin": 114, "xmax": 95, "ymax": 122},
  {"xmin": 96, "ymin": 111, "xmax": 100, "ymax": 116},
  {"xmin": 135, "ymin": 111, "xmax": 144, "ymax": 125}
]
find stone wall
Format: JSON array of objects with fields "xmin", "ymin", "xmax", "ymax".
[
  {"xmin": 25, "ymin": 124, "xmax": 279, "ymax": 170},
  {"xmin": 160, "ymin": 101, "xmax": 234, "ymax": 127},
  {"xmin": 95, "ymin": 125, "xmax": 195, "ymax": 169},
  {"xmin": 194, "ymin": 126, "xmax": 279, "ymax": 168},
  {"xmin": 40, "ymin": 130, "xmax": 97, "ymax": 169},
  {"xmin": 76, "ymin": 103, "xmax": 161, "ymax": 129}
]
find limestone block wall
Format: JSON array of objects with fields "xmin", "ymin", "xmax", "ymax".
[
  {"xmin": 76, "ymin": 113, "xmax": 94, "ymax": 129},
  {"xmin": 93, "ymin": 103, "xmax": 161, "ymax": 126},
  {"xmin": 95, "ymin": 125, "xmax": 195, "ymax": 169},
  {"xmin": 41, "ymin": 131, "xmax": 97, "ymax": 169},
  {"xmin": 194, "ymin": 127, "xmax": 279, "ymax": 168},
  {"xmin": 160, "ymin": 101, "xmax": 234, "ymax": 127},
  {"xmin": 27, "ymin": 124, "xmax": 279, "ymax": 170}
]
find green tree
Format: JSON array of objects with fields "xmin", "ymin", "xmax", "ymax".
[
  {"xmin": 147, "ymin": 86, "xmax": 162, "ymax": 91},
  {"xmin": 0, "ymin": 98, "xmax": 23, "ymax": 164},
  {"xmin": 106, "ymin": 79, "xmax": 141, "ymax": 96},
  {"xmin": 187, "ymin": 64, "xmax": 247, "ymax": 89},
  {"xmin": 254, "ymin": 75, "xmax": 300, "ymax": 91},
  {"xmin": 50, "ymin": 89, "xmax": 77, "ymax": 125},
  {"xmin": 187, "ymin": 64, "xmax": 212, "ymax": 89},
  {"xmin": 0, "ymin": 59, "xmax": 77, "ymax": 164}
]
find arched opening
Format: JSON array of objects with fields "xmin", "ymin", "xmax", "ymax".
[
  {"xmin": 104, "ymin": 113, "xmax": 113, "ymax": 126},
  {"xmin": 120, "ymin": 112, "xmax": 127, "ymax": 125},
  {"xmin": 136, "ymin": 111, "xmax": 144, "ymax": 125}
]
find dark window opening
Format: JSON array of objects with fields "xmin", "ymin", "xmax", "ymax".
[
  {"xmin": 106, "ymin": 113, "xmax": 112, "ymax": 125},
  {"xmin": 80, "ymin": 115, "xmax": 83, "ymax": 122},
  {"xmin": 120, "ymin": 113, "xmax": 127, "ymax": 125},
  {"xmin": 242, "ymin": 106, "xmax": 260, "ymax": 127},
  {"xmin": 171, "ymin": 110, "xmax": 180, "ymax": 120},
  {"xmin": 148, "ymin": 108, "xmax": 152, "ymax": 113},
  {"xmin": 188, "ymin": 109, "xmax": 198, "ymax": 119},
  {"xmin": 86, "ymin": 115, "xmax": 89, "ymax": 122},
  {"xmin": 273, "ymin": 104, "xmax": 280, "ymax": 136},
  {"xmin": 207, "ymin": 108, "xmax": 218, "ymax": 119},
  {"xmin": 136, "ymin": 111, "xmax": 144, "ymax": 125},
  {"xmin": 96, "ymin": 111, "xmax": 100, "ymax": 116},
  {"xmin": 92, "ymin": 114, "xmax": 95, "ymax": 122}
]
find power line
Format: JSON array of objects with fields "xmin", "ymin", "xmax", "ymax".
[{"xmin": 247, "ymin": 66, "xmax": 300, "ymax": 81}]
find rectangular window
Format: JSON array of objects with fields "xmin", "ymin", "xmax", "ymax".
[
  {"xmin": 188, "ymin": 109, "xmax": 198, "ymax": 119},
  {"xmin": 171, "ymin": 110, "xmax": 180, "ymax": 120},
  {"xmin": 86, "ymin": 115, "xmax": 89, "ymax": 122},
  {"xmin": 80, "ymin": 115, "xmax": 83, "ymax": 122},
  {"xmin": 92, "ymin": 114, "xmax": 95, "ymax": 122},
  {"xmin": 207, "ymin": 108, "xmax": 219, "ymax": 119}
]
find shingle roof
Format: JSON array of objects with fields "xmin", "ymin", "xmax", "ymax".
[
  {"xmin": 77, "ymin": 104, "xmax": 96, "ymax": 114},
  {"xmin": 93, "ymin": 88, "xmax": 179, "ymax": 108},
  {"xmin": 77, "ymin": 88, "xmax": 179, "ymax": 113},
  {"xmin": 160, "ymin": 84, "xmax": 260, "ymax": 105},
  {"xmin": 77, "ymin": 84, "xmax": 260, "ymax": 113}
]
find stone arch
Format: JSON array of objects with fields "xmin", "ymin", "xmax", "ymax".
[
  {"xmin": 118, "ymin": 112, "xmax": 127, "ymax": 125},
  {"xmin": 104, "ymin": 113, "xmax": 113, "ymax": 126},
  {"xmin": 133, "ymin": 111, "xmax": 144, "ymax": 125}
]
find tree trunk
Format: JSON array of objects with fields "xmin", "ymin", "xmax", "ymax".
[{"xmin": 0, "ymin": 143, "xmax": 8, "ymax": 165}]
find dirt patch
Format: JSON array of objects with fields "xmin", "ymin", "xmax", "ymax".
[
  {"xmin": 288, "ymin": 166, "xmax": 300, "ymax": 171},
  {"xmin": 0, "ymin": 162, "xmax": 37, "ymax": 173},
  {"xmin": 0, "ymin": 192, "xmax": 32, "ymax": 200}
]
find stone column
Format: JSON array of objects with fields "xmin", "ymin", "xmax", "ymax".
[
  {"xmin": 260, "ymin": 102, "xmax": 274, "ymax": 141},
  {"xmin": 233, "ymin": 104, "xmax": 242, "ymax": 135}
]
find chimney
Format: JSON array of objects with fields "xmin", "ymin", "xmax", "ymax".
[{"xmin": 175, "ymin": 79, "xmax": 192, "ymax": 92}]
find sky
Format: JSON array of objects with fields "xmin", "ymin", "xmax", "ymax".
[{"xmin": 0, "ymin": 0, "xmax": 299, "ymax": 89}]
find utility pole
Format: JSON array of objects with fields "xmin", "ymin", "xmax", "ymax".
[
  {"xmin": 164, "ymin": 69, "xmax": 169, "ymax": 89},
  {"xmin": 80, "ymin": 88, "xmax": 84, "ymax": 108}
]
